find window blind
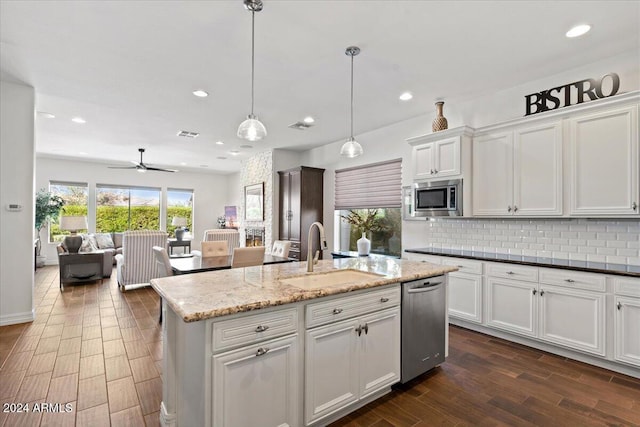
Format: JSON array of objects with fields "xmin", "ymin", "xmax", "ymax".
[{"xmin": 335, "ymin": 159, "xmax": 402, "ymax": 210}]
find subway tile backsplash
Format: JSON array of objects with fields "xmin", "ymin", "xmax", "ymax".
[{"xmin": 411, "ymin": 218, "xmax": 640, "ymax": 266}]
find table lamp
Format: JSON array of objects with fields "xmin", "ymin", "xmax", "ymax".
[
  {"xmin": 172, "ymin": 216, "xmax": 188, "ymax": 241},
  {"xmin": 60, "ymin": 215, "xmax": 88, "ymax": 253}
]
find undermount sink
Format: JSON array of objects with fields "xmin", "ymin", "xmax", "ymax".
[{"xmin": 279, "ymin": 269, "xmax": 385, "ymax": 290}]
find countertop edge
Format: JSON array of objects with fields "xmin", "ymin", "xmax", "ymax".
[
  {"xmin": 151, "ymin": 266, "xmax": 456, "ymax": 323},
  {"xmin": 405, "ymin": 249, "xmax": 640, "ymax": 278}
]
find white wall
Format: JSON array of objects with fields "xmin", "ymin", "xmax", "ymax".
[
  {"xmin": 36, "ymin": 156, "xmax": 233, "ymax": 262},
  {"xmin": 0, "ymin": 80, "xmax": 36, "ymax": 326},
  {"xmin": 300, "ymin": 50, "xmax": 640, "ymax": 257}
]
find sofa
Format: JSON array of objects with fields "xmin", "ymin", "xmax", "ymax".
[{"xmin": 57, "ymin": 232, "xmax": 123, "ymax": 277}]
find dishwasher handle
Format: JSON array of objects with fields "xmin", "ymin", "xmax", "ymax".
[{"xmin": 406, "ymin": 281, "xmax": 443, "ymax": 293}]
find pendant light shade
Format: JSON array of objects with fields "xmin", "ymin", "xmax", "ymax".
[
  {"xmin": 238, "ymin": 0, "xmax": 267, "ymax": 141},
  {"xmin": 341, "ymin": 46, "xmax": 363, "ymax": 158}
]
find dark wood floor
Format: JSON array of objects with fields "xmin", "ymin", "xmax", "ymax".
[{"xmin": 1, "ymin": 266, "xmax": 639, "ymax": 426}]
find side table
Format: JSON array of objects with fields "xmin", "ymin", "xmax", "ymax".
[
  {"xmin": 168, "ymin": 238, "xmax": 191, "ymax": 255},
  {"xmin": 58, "ymin": 251, "xmax": 104, "ymax": 290}
]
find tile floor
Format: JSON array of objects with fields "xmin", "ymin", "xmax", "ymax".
[{"xmin": 0, "ymin": 266, "xmax": 162, "ymax": 426}]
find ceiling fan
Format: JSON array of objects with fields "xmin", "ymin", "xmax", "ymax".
[{"xmin": 108, "ymin": 148, "xmax": 177, "ymax": 173}]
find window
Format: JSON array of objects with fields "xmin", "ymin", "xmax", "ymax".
[
  {"xmin": 167, "ymin": 188, "xmax": 194, "ymax": 238},
  {"xmin": 49, "ymin": 182, "xmax": 88, "ymax": 242},
  {"xmin": 96, "ymin": 185, "xmax": 160, "ymax": 232},
  {"xmin": 334, "ymin": 159, "xmax": 402, "ymax": 257}
]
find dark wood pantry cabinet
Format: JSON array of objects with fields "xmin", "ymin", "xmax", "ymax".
[{"xmin": 278, "ymin": 166, "xmax": 325, "ymax": 261}]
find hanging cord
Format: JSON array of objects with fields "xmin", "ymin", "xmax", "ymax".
[
  {"xmin": 250, "ymin": 10, "xmax": 255, "ymax": 116},
  {"xmin": 350, "ymin": 52, "xmax": 354, "ymax": 139}
]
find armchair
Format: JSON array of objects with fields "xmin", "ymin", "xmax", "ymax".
[{"xmin": 115, "ymin": 230, "xmax": 168, "ymax": 292}]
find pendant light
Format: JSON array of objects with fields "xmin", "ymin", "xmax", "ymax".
[
  {"xmin": 237, "ymin": 0, "xmax": 267, "ymax": 141},
  {"xmin": 340, "ymin": 46, "xmax": 363, "ymax": 158}
]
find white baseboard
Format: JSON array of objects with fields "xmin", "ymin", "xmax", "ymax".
[
  {"xmin": 160, "ymin": 401, "xmax": 176, "ymax": 427},
  {"xmin": 0, "ymin": 309, "xmax": 35, "ymax": 326}
]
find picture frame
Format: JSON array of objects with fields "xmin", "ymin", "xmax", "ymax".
[{"xmin": 244, "ymin": 182, "xmax": 264, "ymax": 221}]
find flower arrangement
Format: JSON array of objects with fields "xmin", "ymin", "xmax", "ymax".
[
  {"xmin": 217, "ymin": 215, "xmax": 226, "ymax": 228},
  {"xmin": 340, "ymin": 209, "xmax": 385, "ymax": 234}
]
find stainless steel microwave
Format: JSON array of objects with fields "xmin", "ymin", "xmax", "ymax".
[{"xmin": 405, "ymin": 179, "xmax": 462, "ymax": 218}]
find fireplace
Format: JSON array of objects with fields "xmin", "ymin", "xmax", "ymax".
[{"xmin": 245, "ymin": 227, "xmax": 265, "ymax": 247}]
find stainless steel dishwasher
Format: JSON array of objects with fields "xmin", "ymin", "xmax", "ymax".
[{"xmin": 400, "ymin": 275, "xmax": 446, "ymax": 383}]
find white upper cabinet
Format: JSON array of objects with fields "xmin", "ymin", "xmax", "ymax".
[
  {"xmin": 412, "ymin": 136, "xmax": 461, "ymax": 180},
  {"xmin": 568, "ymin": 105, "xmax": 639, "ymax": 216},
  {"xmin": 473, "ymin": 121, "xmax": 562, "ymax": 216}
]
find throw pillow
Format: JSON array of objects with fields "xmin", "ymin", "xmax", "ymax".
[
  {"xmin": 78, "ymin": 234, "xmax": 98, "ymax": 253},
  {"xmin": 95, "ymin": 233, "xmax": 115, "ymax": 249}
]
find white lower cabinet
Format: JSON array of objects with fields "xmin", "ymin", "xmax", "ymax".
[
  {"xmin": 448, "ymin": 273, "xmax": 483, "ymax": 323},
  {"xmin": 305, "ymin": 307, "xmax": 400, "ymax": 426},
  {"xmin": 486, "ymin": 277, "xmax": 537, "ymax": 337},
  {"xmin": 538, "ymin": 285, "xmax": 606, "ymax": 356},
  {"xmin": 212, "ymin": 334, "xmax": 300, "ymax": 427},
  {"xmin": 614, "ymin": 276, "xmax": 640, "ymax": 367}
]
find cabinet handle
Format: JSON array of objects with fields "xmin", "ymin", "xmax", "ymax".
[
  {"xmin": 617, "ymin": 302, "xmax": 622, "ymax": 310},
  {"xmin": 254, "ymin": 325, "xmax": 269, "ymax": 333},
  {"xmin": 565, "ymin": 279, "xmax": 575, "ymax": 283},
  {"xmin": 506, "ymin": 271, "xmax": 515, "ymax": 275},
  {"xmin": 380, "ymin": 297, "xmax": 389, "ymax": 303},
  {"xmin": 434, "ymin": 169, "xmax": 438, "ymax": 174},
  {"xmin": 532, "ymin": 289, "xmax": 537, "ymax": 295},
  {"xmin": 633, "ymin": 202, "xmax": 638, "ymax": 211},
  {"xmin": 540, "ymin": 290, "xmax": 545, "ymax": 296},
  {"xmin": 513, "ymin": 206, "xmax": 518, "ymax": 212},
  {"xmin": 507, "ymin": 206, "xmax": 512, "ymax": 212},
  {"xmin": 457, "ymin": 265, "xmax": 465, "ymax": 268},
  {"xmin": 332, "ymin": 308, "xmax": 343, "ymax": 315},
  {"xmin": 363, "ymin": 323, "xmax": 369, "ymax": 335},
  {"xmin": 255, "ymin": 347, "xmax": 270, "ymax": 356},
  {"xmin": 430, "ymin": 169, "xmax": 435, "ymax": 175},
  {"xmin": 355, "ymin": 325, "xmax": 363, "ymax": 336}
]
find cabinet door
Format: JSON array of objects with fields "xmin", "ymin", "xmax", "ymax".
[
  {"xmin": 279, "ymin": 172, "xmax": 291, "ymax": 240},
  {"xmin": 486, "ymin": 278, "xmax": 537, "ymax": 337},
  {"xmin": 212, "ymin": 334, "xmax": 299, "ymax": 427},
  {"xmin": 448, "ymin": 273, "xmax": 483, "ymax": 324},
  {"xmin": 289, "ymin": 170, "xmax": 301, "ymax": 241},
  {"xmin": 434, "ymin": 137, "xmax": 461, "ymax": 178},
  {"xmin": 472, "ymin": 132, "xmax": 513, "ymax": 215},
  {"xmin": 413, "ymin": 142, "xmax": 436, "ymax": 180},
  {"xmin": 513, "ymin": 121, "xmax": 563, "ymax": 216},
  {"xmin": 614, "ymin": 296, "xmax": 640, "ymax": 367},
  {"xmin": 358, "ymin": 308, "xmax": 400, "ymax": 399},
  {"xmin": 539, "ymin": 285, "xmax": 605, "ymax": 356},
  {"xmin": 305, "ymin": 319, "xmax": 359, "ymax": 425},
  {"xmin": 569, "ymin": 106, "xmax": 639, "ymax": 215}
]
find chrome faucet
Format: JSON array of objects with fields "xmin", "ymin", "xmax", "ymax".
[{"xmin": 307, "ymin": 221, "xmax": 328, "ymax": 272}]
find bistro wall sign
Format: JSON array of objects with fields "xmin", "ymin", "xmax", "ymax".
[{"xmin": 525, "ymin": 72, "xmax": 620, "ymax": 116}]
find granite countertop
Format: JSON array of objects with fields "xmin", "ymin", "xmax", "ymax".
[
  {"xmin": 405, "ymin": 248, "xmax": 640, "ymax": 278},
  {"xmin": 151, "ymin": 258, "xmax": 455, "ymax": 323}
]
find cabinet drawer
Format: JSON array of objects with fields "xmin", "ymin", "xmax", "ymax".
[
  {"xmin": 306, "ymin": 286, "xmax": 400, "ymax": 329},
  {"xmin": 487, "ymin": 263, "xmax": 538, "ymax": 283},
  {"xmin": 539, "ymin": 268, "xmax": 605, "ymax": 292},
  {"xmin": 613, "ymin": 276, "xmax": 640, "ymax": 297},
  {"xmin": 289, "ymin": 250, "xmax": 301, "ymax": 261},
  {"xmin": 289, "ymin": 241, "xmax": 301, "ymax": 250},
  {"xmin": 404, "ymin": 253, "xmax": 442, "ymax": 264},
  {"xmin": 442, "ymin": 258, "xmax": 483, "ymax": 275},
  {"xmin": 212, "ymin": 307, "xmax": 298, "ymax": 352}
]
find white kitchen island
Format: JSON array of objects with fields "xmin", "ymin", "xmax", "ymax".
[{"xmin": 151, "ymin": 257, "xmax": 455, "ymax": 427}]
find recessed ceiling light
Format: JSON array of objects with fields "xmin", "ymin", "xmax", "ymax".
[
  {"xmin": 303, "ymin": 116, "xmax": 315, "ymax": 124},
  {"xmin": 217, "ymin": 156, "xmax": 227, "ymax": 160},
  {"xmin": 71, "ymin": 117, "xmax": 86, "ymax": 124},
  {"xmin": 193, "ymin": 90, "xmax": 209, "ymax": 97},
  {"xmin": 230, "ymin": 150, "xmax": 240, "ymax": 156},
  {"xmin": 200, "ymin": 164, "xmax": 209, "ymax": 168},
  {"xmin": 38, "ymin": 112, "xmax": 55, "ymax": 119},
  {"xmin": 566, "ymin": 24, "xmax": 591, "ymax": 38},
  {"xmin": 240, "ymin": 145, "xmax": 253, "ymax": 149},
  {"xmin": 179, "ymin": 162, "xmax": 187, "ymax": 166},
  {"xmin": 216, "ymin": 141, "xmax": 224, "ymax": 145},
  {"xmin": 78, "ymin": 151, "xmax": 88, "ymax": 155},
  {"xmin": 399, "ymin": 92, "xmax": 413, "ymax": 101}
]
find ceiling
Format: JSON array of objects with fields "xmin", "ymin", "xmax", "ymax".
[{"xmin": 1, "ymin": 1, "xmax": 638, "ymax": 174}]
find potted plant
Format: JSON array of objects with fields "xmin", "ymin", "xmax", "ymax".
[
  {"xmin": 35, "ymin": 189, "xmax": 65, "ymax": 267},
  {"xmin": 340, "ymin": 209, "xmax": 385, "ymax": 256}
]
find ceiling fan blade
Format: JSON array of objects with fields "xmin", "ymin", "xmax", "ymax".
[
  {"xmin": 130, "ymin": 160, "xmax": 141, "ymax": 166},
  {"xmin": 108, "ymin": 166, "xmax": 137, "ymax": 169},
  {"xmin": 145, "ymin": 166, "xmax": 178, "ymax": 173}
]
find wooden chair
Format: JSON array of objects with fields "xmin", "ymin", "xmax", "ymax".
[
  {"xmin": 152, "ymin": 246, "xmax": 173, "ymax": 323},
  {"xmin": 231, "ymin": 246, "xmax": 265, "ymax": 268},
  {"xmin": 271, "ymin": 240, "xmax": 291, "ymax": 258},
  {"xmin": 200, "ymin": 241, "xmax": 228, "ymax": 257}
]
